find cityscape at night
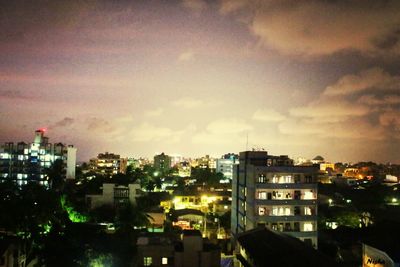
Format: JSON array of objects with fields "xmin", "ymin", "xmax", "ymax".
[{"xmin": 1, "ymin": 1, "xmax": 400, "ymax": 267}]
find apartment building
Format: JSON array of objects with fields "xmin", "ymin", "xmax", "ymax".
[
  {"xmin": 90, "ymin": 152, "xmax": 127, "ymax": 177},
  {"xmin": 0, "ymin": 129, "xmax": 76, "ymax": 186},
  {"xmin": 232, "ymin": 151, "xmax": 319, "ymax": 248}
]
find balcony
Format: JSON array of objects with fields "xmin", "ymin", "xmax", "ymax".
[
  {"xmin": 257, "ymin": 215, "xmax": 318, "ymax": 222},
  {"xmin": 255, "ymin": 183, "xmax": 317, "ymax": 189},
  {"xmin": 255, "ymin": 199, "xmax": 317, "ymax": 206}
]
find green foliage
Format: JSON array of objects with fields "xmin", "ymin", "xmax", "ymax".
[
  {"xmin": 61, "ymin": 195, "xmax": 89, "ymax": 223},
  {"xmin": 46, "ymin": 159, "xmax": 66, "ymax": 191},
  {"xmin": 191, "ymin": 167, "xmax": 224, "ymax": 186},
  {"xmin": 116, "ymin": 203, "xmax": 152, "ymax": 228},
  {"xmin": 334, "ymin": 210, "xmax": 360, "ymax": 228},
  {"xmin": 0, "ymin": 182, "xmax": 67, "ymax": 240}
]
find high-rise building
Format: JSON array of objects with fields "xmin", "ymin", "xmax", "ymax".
[
  {"xmin": 90, "ymin": 152, "xmax": 127, "ymax": 177},
  {"xmin": 231, "ymin": 151, "xmax": 319, "ymax": 248},
  {"xmin": 154, "ymin": 153, "xmax": 171, "ymax": 173},
  {"xmin": 0, "ymin": 129, "xmax": 77, "ymax": 186},
  {"xmin": 216, "ymin": 153, "xmax": 239, "ymax": 182}
]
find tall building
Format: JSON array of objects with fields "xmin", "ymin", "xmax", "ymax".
[
  {"xmin": 153, "ymin": 153, "xmax": 171, "ymax": 173},
  {"xmin": 231, "ymin": 151, "xmax": 319, "ymax": 248},
  {"xmin": 0, "ymin": 129, "xmax": 77, "ymax": 186},
  {"xmin": 216, "ymin": 153, "xmax": 239, "ymax": 182},
  {"xmin": 90, "ymin": 152, "xmax": 127, "ymax": 177}
]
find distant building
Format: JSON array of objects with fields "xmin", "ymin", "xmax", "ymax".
[
  {"xmin": 311, "ymin": 155, "xmax": 325, "ymax": 164},
  {"xmin": 154, "ymin": 153, "xmax": 171, "ymax": 173},
  {"xmin": 191, "ymin": 155, "xmax": 216, "ymax": 170},
  {"xmin": 232, "ymin": 151, "xmax": 319, "ymax": 248},
  {"xmin": 90, "ymin": 152, "xmax": 127, "ymax": 177},
  {"xmin": 0, "ymin": 129, "xmax": 77, "ymax": 186},
  {"xmin": 216, "ymin": 153, "xmax": 239, "ymax": 181},
  {"xmin": 177, "ymin": 161, "xmax": 191, "ymax": 177},
  {"xmin": 169, "ymin": 154, "xmax": 184, "ymax": 167},
  {"xmin": 86, "ymin": 182, "xmax": 142, "ymax": 209},
  {"xmin": 172, "ymin": 191, "xmax": 230, "ymax": 215},
  {"xmin": 136, "ymin": 230, "xmax": 220, "ymax": 267}
]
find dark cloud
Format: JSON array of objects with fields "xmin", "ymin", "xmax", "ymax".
[
  {"xmin": 0, "ymin": 89, "xmax": 33, "ymax": 100},
  {"xmin": 51, "ymin": 117, "xmax": 74, "ymax": 128},
  {"xmin": 86, "ymin": 117, "xmax": 114, "ymax": 133},
  {"xmin": 221, "ymin": 0, "xmax": 400, "ymax": 56}
]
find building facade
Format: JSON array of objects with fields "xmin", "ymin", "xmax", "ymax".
[
  {"xmin": 137, "ymin": 230, "xmax": 220, "ymax": 267},
  {"xmin": 86, "ymin": 182, "xmax": 142, "ymax": 209},
  {"xmin": 216, "ymin": 153, "xmax": 239, "ymax": 182},
  {"xmin": 231, "ymin": 151, "xmax": 319, "ymax": 248},
  {"xmin": 0, "ymin": 129, "xmax": 76, "ymax": 186},
  {"xmin": 154, "ymin": 153, "xmax": 171, "ymax": 173},
  {"xmin": 90, "ymin": 152, "xmax": 127, "ymax": 177}
]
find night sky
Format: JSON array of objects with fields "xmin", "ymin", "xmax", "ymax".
[{"xmin": 0, "ymin": 0, "xmax": 399, "ymax": 163}]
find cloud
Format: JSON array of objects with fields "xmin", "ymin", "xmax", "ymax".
[
  {"xmin": 172, "ymin": 97, "xmax": 203, "ymax": 108},
  {"xmin": 280, "ymin": 67, "xmax": 400, "ymax": 141},
  {"xmin": 182, "ymin": 0, "xmax": 207, "ymax": 12},
  {"xmin": 324, "ymin": 68, "xmax": 400, "ymax": 96},
  {"xmin": 278, "ymin": 119, "xmax": 325, "ymax": 136},
  {"xmin": 224, "ymin": 0, "xmax": 400, "ymax": 56},
  {"xmin": 51, "ymin": 117, "xmax": 74, "ymax": 128},
  {"xmin": 0, "ymin": 89, "xmax": 35, "ymax": 100},
  {"xmin": 192, "ymin": 118, "xmax": 251, "ymax": 145},
  {"xmin": 145, "ymin": 108, "xmax": 164, "ymax": 117},
  {"xmin": 289, "ymin": 100, "xmax": 370, "ymax": 123},
  {"xmin": 206, "ymin": 118, "xmax": 252, "ymax": 134},
  {"xmin": 358, "ymin": 95, "xmax": 400, "ymax": 106},
  {"xmin": 219, "ymin": 0, "xmax": 250, "ymax": 15},
  {"xmin": 252, "ymin": 108, "xmax": 286, "ymax": 122},
  {"xmin": 379, "ymin": 111, "xmax": 400, "ymax": 127},
  {"xmin": 130, "ymin": 123, "xmax": 186, "ymax": 143},
  {"xmin": 178, "ymin": 50, "xmax": 195, "ymax": 62},
  {"xmin": 86, "ymin": 117, "xmax": 115, "ymax": 133}
]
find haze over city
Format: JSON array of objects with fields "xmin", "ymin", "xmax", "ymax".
[{"xmin": 1, "ymin": 0, "xmax": 399, "ymax": 162}]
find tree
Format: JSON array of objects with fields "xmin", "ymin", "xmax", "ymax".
[
  {"xmin": 46, "ymin": 159, "xmax": 66, "ymax": 192},
  {"xmin": 116, "ymin": 203, "xmax": 152, "ymax": 229}
]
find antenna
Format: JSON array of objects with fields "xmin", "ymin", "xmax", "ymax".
[{"xmin": 246, "ymin": 132, "xmax": 249, "ymax": 151}]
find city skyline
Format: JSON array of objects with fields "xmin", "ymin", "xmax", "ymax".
[{"xmin": 1, "ymin": 0, "xmax": 399, "ymax": 163}]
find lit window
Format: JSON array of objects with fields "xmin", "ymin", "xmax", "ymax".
[
  {"xmin": 144, "ymin": 257, "xmax": 152, "ymax": 266},
  {"xmin": 304, "ymin": 207, "xmax": 312, "ymax": 215},
  {"xmin": 303, "ymin": 222, "xmax": 313, "ymax": 231},
  {"xmin": 162, "ymin": 257, "xmax": 168, "ymax": 265},
  {"xmin": 257, "ymin": 191, "xmax": 267, "ymax": 199},
  {"xmin": 258, "ymin": 207, "xmax": 265, "ymax": 215},
  {"xmin": 258, "ymin": 174, "xmax": 266, "ymax": 183},
  {"xmin": 303, "ymin": 191, "xmax": 315, "ymax": 200}
]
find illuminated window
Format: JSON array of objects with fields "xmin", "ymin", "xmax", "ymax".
[
  {"xmin": 304, "ymin": 207, "xmax": 312, "ymax": 215},
  {"xmin": 162, "ymin": 257, "xmax": 168, "ymax": 265},
  {"xmin": 144, "ymin": 257, "xmax": 152, "ymax": 266},
  {"xmin": 283, "ymin": 176, "xmax": 292, "ymax": 183},
  {"xmin": 257, "ymin": 191, "xmax": 267, "ymax": 199},
  {"xmin": 303, "ymin": 222, "xmax": 313, "ymax": 231},
  {"xmin": 258, "ymin": 174, "xmax": 266, "ymax": 183},
  {"xmin": 303, "ymin": 190, "xmax": 315, "ymax": 200},
  {"xmin": 258, "ymin": 207, "xmax": 265, "ymax": 215}
]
